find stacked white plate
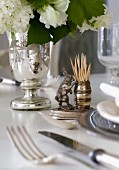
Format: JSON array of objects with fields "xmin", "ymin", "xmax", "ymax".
[
  {"xmin": 97, "ymin": 83, "xmax": 119, "ymax": 124},
  {"xmin": 97, "ymin": 100, "xmax": 119, "ymax": 124}
]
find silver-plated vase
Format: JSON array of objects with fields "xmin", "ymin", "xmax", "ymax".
[{"xmin": 8, "ymin": 32, "xmax": 51, "ymax": 110}]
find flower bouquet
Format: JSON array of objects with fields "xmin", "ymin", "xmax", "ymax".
[{"xmin": 0, "ymin": 0, "xmax": 112, "ymax": 45}]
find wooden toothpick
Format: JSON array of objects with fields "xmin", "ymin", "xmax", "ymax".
[{"xmin": 70, "ymin": 53, "xmax": 91, "ymax": 82}]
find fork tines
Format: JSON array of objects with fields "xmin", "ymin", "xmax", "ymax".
[{"xmin": 6, "ymin": 126, "xmax": 46, "ymax": 163}]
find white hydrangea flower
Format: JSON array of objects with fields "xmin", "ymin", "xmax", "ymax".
[
  {"xmin": 0, "ymin": 0, "xmax": 13, "ymax": 33},
  {"xmin": 38, "ymin": 5, "xmax": 68, "ymax": 28},
  {"xmin": 89, "ymin": 4, "xmax": 113, "ymax": 28},
  {"xmin": 77, "ymin": 20, "xmax": 96, "ymax": 33},
  {"xmin": 52, "ymin": 0, "xmax": 70, "ymax": 13},
  {"xmin": 11, "ymin": 4, "xmax": 34, "ymax": 33},
  {"xmin": 0, "ymin": 0, "xmax": 34, "ymax": 34}
]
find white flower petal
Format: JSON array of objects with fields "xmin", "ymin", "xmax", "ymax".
[
  {"xmin": 53, "ymin": 0, "xmax": 70, "ymax": 13},
  {"xmin": 38, "ymin": 5, "xmax": 68, "ymax": 28},
  {"xmin": 77, "ymin": 20, "xmax": 96, "ymax": 33}
]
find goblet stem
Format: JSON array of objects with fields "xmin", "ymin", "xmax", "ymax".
[
  {"xmin": 24, "ymin": 89, "xmax": 38, "ymax": 98},
  {"xmin": 10, "ymin": 79, "xmax": 51, "ymax": 110},
  {"xmin": 109, "ymin": 69, "xmax": 119, "ymax": 86}
]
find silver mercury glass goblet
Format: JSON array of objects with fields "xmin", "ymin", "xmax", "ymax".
[{"xmin": 8, "ymin": 32, "xmax": 51, "ymax": 110}]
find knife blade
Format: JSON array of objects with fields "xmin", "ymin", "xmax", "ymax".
[{"xmin": 38, "ymin": 131, "xmax": 119, "ymax": 169}]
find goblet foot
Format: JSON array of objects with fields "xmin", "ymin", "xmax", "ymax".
[{"xmin": 10, "ymin": 96, "xmax": 51, "ymax": 110}]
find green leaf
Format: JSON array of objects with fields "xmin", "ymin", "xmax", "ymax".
[
  {"xmin": 26, "ymin": 0, "xmax": 50, "ymax": 9},
  {"xmin": 27, "ymin": 18, "xmax": 51, "ymax": 45},
  {"xmin": 67, "ymin": 0, "xmax": 105, "ymax": 26},
  {"xmin": 50, "ymin": 25, "xmax": 70, "ymax": 44},
  {"xmin": 68, "ymin": 21, "xmax": 77, "ymax": 33}
]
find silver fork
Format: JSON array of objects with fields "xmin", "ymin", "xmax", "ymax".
[
  {"xmin": 6, "ymin": 126, "xmax": 61, "ymax": 164},
  {"xmin": 6, "ymin": 126, "xmax": 94, "ymax": 168}
]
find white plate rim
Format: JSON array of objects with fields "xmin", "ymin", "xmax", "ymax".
[{"xmin": 97, "ymin": 100, "xmax": 119, "ymax": 123}]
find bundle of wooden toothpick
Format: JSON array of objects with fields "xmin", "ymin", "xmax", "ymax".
[{"xmin": 70, "ymin": 53, "xmax": 91, "ymax": 82}]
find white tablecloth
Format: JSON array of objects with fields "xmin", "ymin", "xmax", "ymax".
[{"xmin": 0, "ymin": 73, "xmax": 117, "ymax": 170}]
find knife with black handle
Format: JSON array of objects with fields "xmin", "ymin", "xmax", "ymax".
[{"xmin": 38, "ymin": 131, "xmax": 119, "ymax": 169}]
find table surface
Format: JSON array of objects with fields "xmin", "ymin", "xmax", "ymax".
[{"xmin": 0, "ymin": 73, "xmax": 117, "ymax": 170}]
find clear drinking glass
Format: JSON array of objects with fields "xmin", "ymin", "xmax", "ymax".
[{"xmin": 98, "ymin": 23, "xmax": 119, "ymax": 86}]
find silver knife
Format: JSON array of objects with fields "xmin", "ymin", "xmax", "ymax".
[{"xmin": 38, "ymin": 131, "xmax": 119, "ymax": 170}]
